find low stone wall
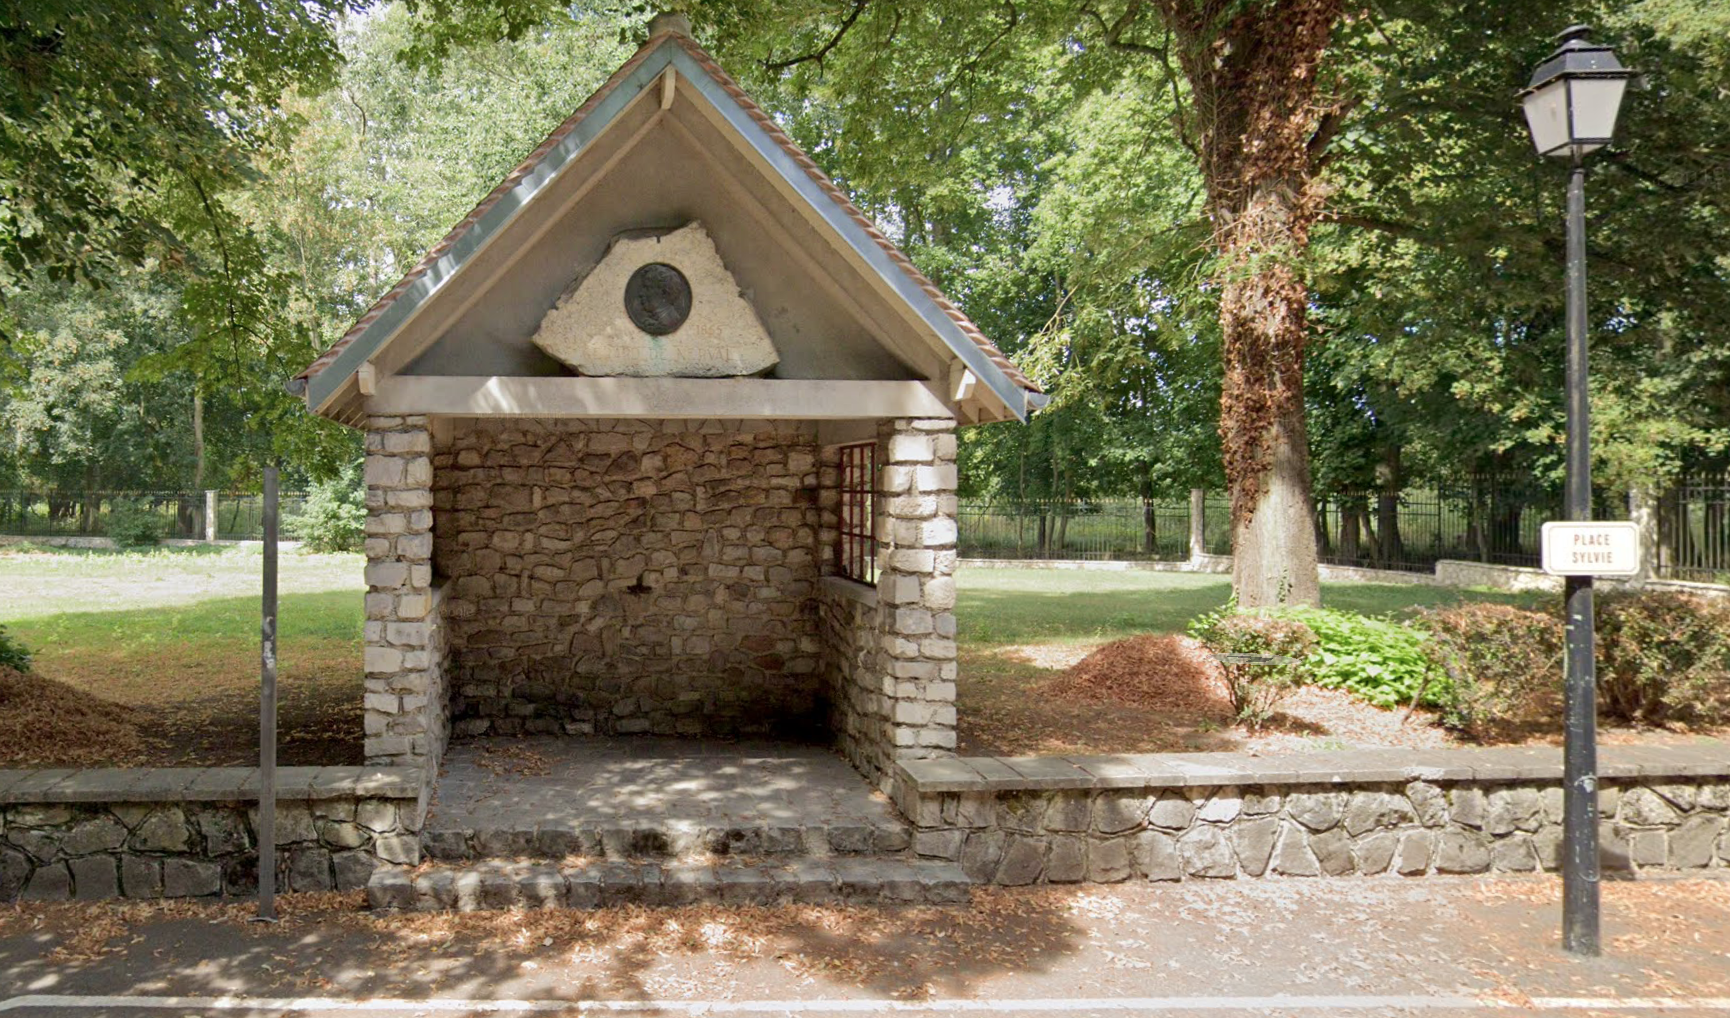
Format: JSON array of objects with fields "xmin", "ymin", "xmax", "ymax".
[
  {"xmin": 895, "ymin": 745, "xmax": 1730, "ymax": 885},
  {"xmin": 0, "ymin": 767, "xmax": 421, "ymax": 902}
]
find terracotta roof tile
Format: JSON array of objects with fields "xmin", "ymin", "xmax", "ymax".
[{"xmin": 298, "ymin": 29, "xmax": 1038, "ymax": 397}]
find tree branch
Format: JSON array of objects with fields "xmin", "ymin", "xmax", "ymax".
[
  {"xmin": 1306, "ymin": 96, "xmax": 1360, "ymax": 171},
  {"xmin": 764, "ymin": 0, "xmax": 870, "ymax": 72}
]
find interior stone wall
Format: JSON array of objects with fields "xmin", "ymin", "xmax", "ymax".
[{"xmin": 431, "ymin": 418, "xmax": 825, "ymax": 737}]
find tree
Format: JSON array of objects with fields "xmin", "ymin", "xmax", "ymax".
[{"xmin": 0, "ymin": 0, "xmax": 358, "ymax": 327}]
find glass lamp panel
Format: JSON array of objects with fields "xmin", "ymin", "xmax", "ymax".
[
  {"xmin": 1522, "ymin": 78, "xmax": 1571, "ymax": 156},
  {"xmin": 1567, "ymin": 76, "xmax": 1628, "ymax": 146}
]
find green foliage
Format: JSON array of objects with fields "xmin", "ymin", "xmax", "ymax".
[
  {"xmin": 0, "ymin": 0, "xmax": 358, "ymax": 325},
  {"xmin": 1188, "ymin": 603, "xmax": 1317, "ymax": 728},
  {"xmin": 104, "ymin": 499, "xmax": 164, "ymax": 548},
  {"xmin": 1274, "ymin": 607, "xmax": 1436, "ymax": 710},
  {"xmin": 1596, "ymin": 591, "xmax": 1730, "ymax": 724},
  {"xmin": 0, "ymin": 623, "xmax": 30, "ymax": 672},
  {"xmin": 285, "ymin": 462, "xmax": 367, "ymax": 553},
  {"xmin": 1416, "ymin": 603, "xmax": 1562, "ymax": 736}
]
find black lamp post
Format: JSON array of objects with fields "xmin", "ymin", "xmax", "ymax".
[{"xmin": 1517, "ymin": 25, "xmax": 1636, "ymax": 958}]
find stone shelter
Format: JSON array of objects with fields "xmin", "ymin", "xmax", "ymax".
[{"xmin": 289, "ymin": 14, "xmax": 1043, "ymax": 795}]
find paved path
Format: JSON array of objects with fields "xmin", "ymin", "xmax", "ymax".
[
  {"xmin": 4, "ymin": 876, "xmax": 1729, "ymax": 1016},
  {"xmin": 427, "ymin": 737, "xmax": 898, "ymax": 835}
]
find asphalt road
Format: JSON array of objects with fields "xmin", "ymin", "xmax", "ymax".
[{"xmin": 4, "ymin": 875, "xmax": 1728, "ymax": 1017}]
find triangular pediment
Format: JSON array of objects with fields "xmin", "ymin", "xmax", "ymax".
[{"xmin": 296, "ymin": 28, "xmax": 1040, "ymax": 426}]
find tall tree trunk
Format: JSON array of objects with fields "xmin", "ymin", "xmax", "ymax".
[
  {"xmin": 1339, "ymin": 500, "xmax": 1361, "ymax": 562},
  {"xmin": 1156, "ymin": 0, "xmax": 1343, "ymax": 607}
]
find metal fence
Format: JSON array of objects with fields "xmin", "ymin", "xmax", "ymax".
[
  {"xmin": 957, "ymin": 496, "xmax": 1232, "ymax": 562},
  {"xmin": 959, "ymin": 474, "xmax": 1730, "ymax": 583},
  {"xmin": 1662, "ymin": 473, "xmax": 1730, "ymax": 583},
  {"xmin": 0, "ymin": 491, "xmax": 308, "ymax": 542}
]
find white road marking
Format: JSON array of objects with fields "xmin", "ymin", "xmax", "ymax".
[{"xmin": 4, "ymin": 994, "xmax": 1730, "ymax": 1014}]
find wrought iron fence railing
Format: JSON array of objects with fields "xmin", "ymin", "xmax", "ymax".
[
  {"xmin": 958, "ymin": 475, "xmax": 1730, "ymax": 583},
  {"xmin": 0, "ymin": 491, "xmax": 308, "ymax": 542}
]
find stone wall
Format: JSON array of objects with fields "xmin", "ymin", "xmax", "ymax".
[
  {"xmin": 0, "ymin": 768, "xmax": 421, "ymax": 902},
  {"xmin": 873, "ymin": 418, "xmax": 961, "ymax": 759},
  {"xmin": 431, "ymin": 418, "xmax": 825, "ymax": 738},
  {"xmin": 896, "ymin": 747, "xmax": 1730, "ymax": 884},
  {"xmin": 817, "ymin": 578, "xmax": 891, "ymax": 785},
  {"xmin": 810, "ymin": 418, "xmax": 961, "ymax": 790},
  {"xmin": 364, "ymin": 415, "xmax": 449, "ymax": 772}
]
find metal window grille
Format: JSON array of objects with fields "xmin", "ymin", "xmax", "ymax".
[{"xmin": 837, "ymin": 442, "xmax": 877, "ymax": 584}]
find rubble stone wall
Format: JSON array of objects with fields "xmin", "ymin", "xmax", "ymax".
[
  {"xmin": 431, "ymin": 418, "xmax": 825, "ymax": 738},
  {"xmin": 0, "ymin": 768, "xmax": 421, "ymax": 902},
  {"xmin": 896, "ymin": 749, "xmax": 1730, "ymax": 884}
]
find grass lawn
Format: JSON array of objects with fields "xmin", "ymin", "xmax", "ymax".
[
  {"xmin": 955, "ymin": 567, "xmax": 1541, "ymax": 646},
  {"xmin": 1, "ymin": 545, "xmax": 365, "ymax": 766}
]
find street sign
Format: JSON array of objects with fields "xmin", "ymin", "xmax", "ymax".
[{"xmin": 1540, "ymin": 521, "xmax": 1641, "ymax": 577}]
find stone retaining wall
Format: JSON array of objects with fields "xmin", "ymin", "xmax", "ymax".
[
  {"xmin": 0, "ymin": 768, "xmax": 421, "ymax": 902},
  {"xmin": 895, "ymin": 745, "xmax": 1730, "ymax": 885},
  {"xmin": 431, "ymin": 418, "xmax": 826, "ymax": 739}
]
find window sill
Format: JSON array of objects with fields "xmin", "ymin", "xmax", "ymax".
[{"xmin": 820, "ymin": 575, "xmax": 879, "ymax": 607}]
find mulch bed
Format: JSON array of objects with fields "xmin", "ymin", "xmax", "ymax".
[
  {"xmin": 959, "ymin": 633, "xmax": 1724, "ymax": 758},
  {"xmin": 0, "ymin": 665, "xmax": 154, "ymax": 768},
  {"xmin": 0, "ymin": 664, "xmax": 362, "ymax": 769}
]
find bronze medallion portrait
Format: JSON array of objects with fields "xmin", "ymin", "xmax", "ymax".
[{"xmin": 623, "ymin": 262, "xmax": 693, "ymax": 335}]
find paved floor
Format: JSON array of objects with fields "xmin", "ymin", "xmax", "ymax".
[
  {"xmin": 3, "ymin": 876, "xmax": 1729, "ymax": 1016},
  {"xmin": 425, "ymin": 736, "xmax": 899, "ymax": 835}
]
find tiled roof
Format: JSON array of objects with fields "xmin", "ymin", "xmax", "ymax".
[{"xmin": 297, "ymin": 28, "xmax": 1038, "ymax": 396}]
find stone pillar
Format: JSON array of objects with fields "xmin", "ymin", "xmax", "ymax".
[
  {"xmin": 1629, "ymin": 487, "xmax": 1658, "ymax": 587},
  {"xmin": 1189, "ymin": 488, "xmax": 1207, "ymax": 563},
  {"xmin": 875, "ymin": 417, "xmax": 959, "ymax": 758},
  {"xmin": 204, "ymin": 491, "xmax": 218, "ymax": 543},
  {"xmin": 362, "ymin": 416, "xmax": 444, "ymax": 770}
]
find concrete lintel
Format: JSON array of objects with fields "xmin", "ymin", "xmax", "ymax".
[{"xmin": 368, "ymin": 376, "xmax": 953, "ymax": 421}]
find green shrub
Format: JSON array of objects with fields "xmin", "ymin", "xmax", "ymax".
[
  {"xmin": 1596, "ymin": 590, "xmax": 1730, "ymax": 725},
  {"xmin": 285, "ymin": 463, "xmax": 367, "ymax": 553},
  {"xmin": 0, "ymin": 624, "xmax": 30, "ymax": 672},
  {"xmin": 105, "ymin": 499, "xmax": 163, "ymax": 547},
  {"xmin": 1418, "ymin": 603, "xmax": 1562, "ymax": 736},
  {"xmin": 1274, "ymin": 607, "xmax": 1436, "ymax": 710},
  {"xmin": 1189, "ymin": 604, "xmax": 1316, "ymax": 729}
]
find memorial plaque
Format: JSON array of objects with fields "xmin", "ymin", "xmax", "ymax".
[{"xmin": 623, "ymin": 262, "xmax": 692, "ymax": 335}]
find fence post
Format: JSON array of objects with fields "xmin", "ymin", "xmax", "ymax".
[
  {"xmin": 1628, "ymin": 488, "xmax": 1657, "ymax": 585},
  {"xmin": 204, "ymin": 490, "xmax": 219, "ymax": 543},
  {"xmin": 1189, "ymin": 488, "xmax": 1207, "ymax": 564}
]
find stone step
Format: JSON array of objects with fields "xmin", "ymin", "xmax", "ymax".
[
  {"xmin": 421, "ymin": 819, "xmax": 912, "ymax": 862},
  {"xmin": 368, "ymin": 857, "xmax": 971, "ymax": 912}
]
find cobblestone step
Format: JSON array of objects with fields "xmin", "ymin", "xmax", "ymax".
[
  {"xmin": 368, "ymin": 857, "xmax": 971, "ymax": 912},
  {"xmin": 420, "ymin": 820, "xmax": 913, "ymax": 862}
]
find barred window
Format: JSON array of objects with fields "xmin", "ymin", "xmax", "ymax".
[{"xmin": 837, "ymin": 442, "xmax": 877, "ymax": 584}]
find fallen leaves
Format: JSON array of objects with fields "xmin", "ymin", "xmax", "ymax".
[{"xmin": 0, "ymin": 665, "xmax": 156, "ymax": 767}]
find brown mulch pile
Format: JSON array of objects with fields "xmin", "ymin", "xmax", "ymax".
[
  {"xmin": 0, "ymin": 665, "xmax": 155, "ymax": 767},
  {"xmin": 1041, "ymin": 635, "xmax": 1233, "ymax": 717}
]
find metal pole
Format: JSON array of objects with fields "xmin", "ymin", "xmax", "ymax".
[
  {"xmin": 1561, "ymin": 155, "xmax": 1600, "ymax": 957},
  {"xmin": 257, "ymin": 466, "xmax": 279, "ymax": 922}
]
